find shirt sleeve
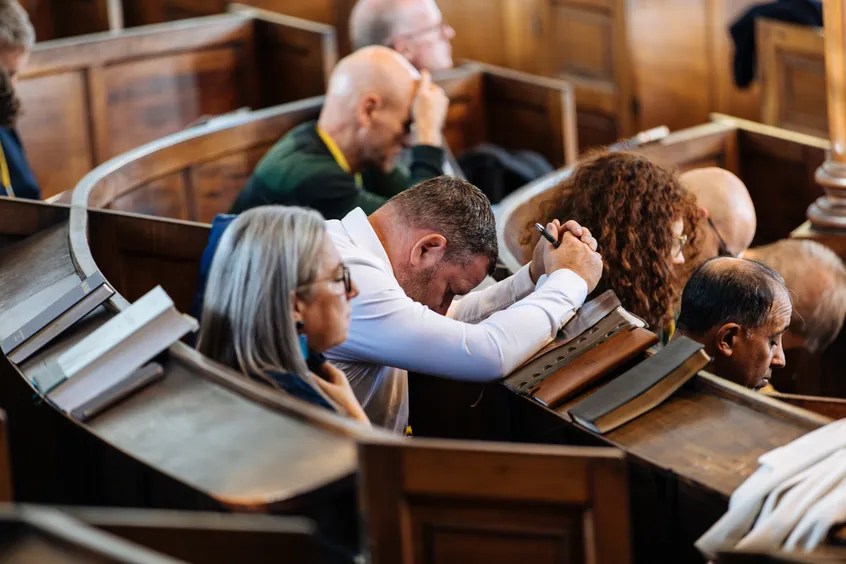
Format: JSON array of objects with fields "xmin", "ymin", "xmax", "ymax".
[
  {"xmin": 447, "ymin": 264, "xmax": 537, "ymax": 324},
  {"xmin": 363, "ymin": 145, "xmax": 447, "ymax": 199},
  {"xmin": 330, "ymin": 262, "xmax": 588, "ymax": 381}
]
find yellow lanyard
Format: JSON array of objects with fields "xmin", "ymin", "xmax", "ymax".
[
  {"xmin": 316, "ymin": 126, "xmax": 362, "ymax": 189},
  {"xmin": 0, "ymin": 141, "xmax": 14, "ymax": 198}
]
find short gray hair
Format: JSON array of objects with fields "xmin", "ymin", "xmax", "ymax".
[
  {"xmin": 197, "ymin": 206, "xmax": 329, "ymax": 390},
  {"xmin": 385, "ymin": 175, "xmax": 498, "ymax": 272},
  {"xmin": 750, "ymin": 239, "xmax": 846, "ymax": 353},
  {"xmin": 0, "ymin": 0, "xmax": 34, "ymax": 51},
  {"xmin": 350, "ymin": 0, "xmax": 395, "ymax": 50}
]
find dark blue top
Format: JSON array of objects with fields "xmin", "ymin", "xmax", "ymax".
[
  {"xmin": 0, "ymin": 128, "xmax": 40, "ymax": 200},
  {"xmin": 190, "ymin": 213, "xmax": 237, "ymax": 323},
  {"xmin": 257, "ymin": 368, "xmax": 336, "ymax": 413}
]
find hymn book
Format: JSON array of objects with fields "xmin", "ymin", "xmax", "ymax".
[
  {"xmin": 32, "ymin": 286, "xmax": 197, "ymax": 419},
  {"xmin": 502, "ymin": 290, "xmax": 647, "ymax": 396},
  {"xmin": 1, "ymin": 272, "xmax": 114, "ymax": 365},
  {"xmin": 568, "ymin": 336, "xmax": 710, "ymax": 434}
]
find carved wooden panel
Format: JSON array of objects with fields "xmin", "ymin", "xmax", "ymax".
[
  {"xmin": 359, "ymin": 439, "xmax": 631, "ymax": 564},
  {"xmin": 485, "ymin": 73, "xmax": 568, "ymax": 167},
  {"xmin": 191, "ymin": 145, "xmax": 271, "ymax": 223},
  {"xmin": 758, "ymin": 19, "xmax": 827, "ymax": 138},
  {"xmin": 100, "ymin": 47, "xmax": 249, "ymax": 159},
  {"xmin": 16, "ymin": 73, "xmax": 94, "ymax": 199},
  {"xmin": 437, "ymin": 71, "xmax": 487, "ymax": 156},
  {"xmin": 108, "ymin": 174, "xmax": 190, "ymax": 221}
]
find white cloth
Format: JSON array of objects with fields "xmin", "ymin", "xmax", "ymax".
[
  {"xmin": 695, "ymin": 419, "xmax": 846, "ymax": 559},
  {"xmin": 324, "ymin": 208, "xmax": 588, "ymax": 432},
  {"xmin": 784, "ymin": 474, "xmax": 846, "ymax": 551},
  {"xmin": 736, "ymin": 449, "xmax": 846, "ymax": 551}
]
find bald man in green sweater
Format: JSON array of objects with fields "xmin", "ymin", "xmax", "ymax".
[{"xmin": 230, "ymin": 46, "xmax": 449, "ymax": 219}]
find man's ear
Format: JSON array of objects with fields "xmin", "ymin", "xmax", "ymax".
[
  {"xmin": 715, "ymin": 323, "xmax": 742, "ymax": 357},
  {"xmin": 410, "ymin": 234, "xmax": 447, "ymax": 268},
  {"xmin": 357, "ymin": 93, "xmax": 381, "ymax": 128}
]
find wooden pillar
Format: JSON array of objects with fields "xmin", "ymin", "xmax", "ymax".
[{"xmin": 808, "ymin": 0, "xmax": 846, "ymax": 228}]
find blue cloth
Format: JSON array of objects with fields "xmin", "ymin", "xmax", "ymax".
[
  {"xmin": 259, "ymin": 369, "xmax": 336, "ymax": 413},
  {"xmin": 0, "ymin": 128, "xmax": 40, "ymax": 200},
  {"xmin": 190, "ymin": 213, "xmax": 237, "ymax": 323}
]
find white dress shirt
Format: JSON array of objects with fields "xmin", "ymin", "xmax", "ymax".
[{"xmin": 324, "ymin": 208, "xmax": 589, "ymax": 432}]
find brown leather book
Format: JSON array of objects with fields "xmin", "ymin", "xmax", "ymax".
[{"xmin": 529, "ymin": 327, "xmax": 658, "ymax": 408}]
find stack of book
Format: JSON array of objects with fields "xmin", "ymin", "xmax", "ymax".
[{"xmin": 503, "ymin": 290, "xmax": 710, "ymax": 433}]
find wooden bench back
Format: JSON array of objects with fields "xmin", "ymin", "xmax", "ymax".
[
  {"xmin": 73, "ymin": 98, "xmax": 323, "ymax": 226},
  {"xmin": 757, "ymin": 19, "xmax": 827, "ymax": 138},
  {"xmin": 359, "ymin": 437, "xmax": 631, "ymax": 564},
  {"xmin": 22, "ymin": 0, "xmax": 118, "ymax": 42},
  {"xmin": 71, "ymin": 65, "xmax": 577, "ymax": 225},
  {"xmin": 17, "ymin": 10, "xmax": 336, "ymax": 199}
]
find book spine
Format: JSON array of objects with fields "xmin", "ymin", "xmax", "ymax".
[{"xmin": 2, "ymin": 272, "xmax": 106, "ymax": 355}]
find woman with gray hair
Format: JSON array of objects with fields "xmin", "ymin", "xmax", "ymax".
[
  {"xmin": 0, "ymin": 0, "xmax": 37, "ymax": 199},
  {"xmin": 196, "ymin": 206, "xmax": 368, "ymax": 425}
]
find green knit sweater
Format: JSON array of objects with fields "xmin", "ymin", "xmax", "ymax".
[{"xmin": 229, "ymin": 121, "xmax": 445, "ymax": 220}]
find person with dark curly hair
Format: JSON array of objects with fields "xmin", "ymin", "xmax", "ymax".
[{"xmin": 525, "ymin": 150, "xmax": 699, "ymax": 333}]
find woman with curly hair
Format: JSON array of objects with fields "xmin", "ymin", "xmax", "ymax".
[{"xmin": 525, "ymin": 150, "xmax": 699, "ymax": 332}]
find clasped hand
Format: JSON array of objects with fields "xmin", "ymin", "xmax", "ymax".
[{"xmin": 529, "ymin": 219, "xmax": 603, "ymax": 292}]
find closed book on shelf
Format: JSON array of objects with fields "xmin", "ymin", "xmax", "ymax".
[
  {"xmin": 503, "ymin": 291, "xmax": 646, "ymax": 395},
  {"xmin": 568, "ymin": 336, "xmax": 710, "ymax": 433},
  {"xmin": 2, "ymin": 272, "xmax": 114, "ymax": 364},
  {"xmin": 530, "ymin": 326, "xmax": 658, "ymax": 408},
  {"xmin": 32, "ymin": 286, "xmax": 197, "ymax": 419}
]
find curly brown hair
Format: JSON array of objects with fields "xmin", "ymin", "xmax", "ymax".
[{"xmin": 523, "ymin": 150, "xmax": 699, "ymax": 328}]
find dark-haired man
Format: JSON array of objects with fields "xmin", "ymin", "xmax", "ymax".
[
  {"xmin": 673, "ymin": 257, "xmax": 791, "ymax": 390},
  {"xmin": 326, "ymin": 176, "xmax": 603, "ymax": 431}
]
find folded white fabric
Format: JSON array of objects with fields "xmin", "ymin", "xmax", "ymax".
[
  {"xmin": 735, "ymin": 449, "xmax": 846, "ymax": 551},
  {"xmin": 695, "ymin": 419, "xmax": 846, "ymax": 559},
  {"xmin": 784, "ymin": 474, "xmax": 846, "ymax": 552}
]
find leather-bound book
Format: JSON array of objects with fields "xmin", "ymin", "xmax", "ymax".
[
  {"xmin": 502, "ymin": 290, "xmax": 647, "ymax": 395},
  {"xmin": 568, "ymin": 336, "xmax": 710, "ymax": 434},
  {"xmin": 529, "ymin": 326, "xmax": 658, "ymax": 408}
]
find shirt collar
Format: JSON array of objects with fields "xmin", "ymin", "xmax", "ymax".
[{"xmin": 341, "ymin": 208, "xmax": 392, "ymax": 270}]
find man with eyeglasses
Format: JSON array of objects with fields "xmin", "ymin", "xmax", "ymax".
[
  {"xmin": 229, "ymin": 46, "xmax": 449, "ymax": 221},
  {"xmin": 350, "ymin": 0, "xmax": 455, "ymax": 72},
  {"xmin": 680, "ymin": 167, "xmax": 757, "ymax": 261}
]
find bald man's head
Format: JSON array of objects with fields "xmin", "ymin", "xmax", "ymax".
[
  {"xmin": 320, "ymin": 46, "xmax": 421, "ymax": 173},
  {"xmin": 681, "ymin": 167, "xmax": 757, "ymax": 259},
  {"xmin": 350, "ymin": 0, "xmax": 454, "ymax": 72},
  {"xmin": 744, "ymin": 239, "xmax": 846, "ymax": 353}
]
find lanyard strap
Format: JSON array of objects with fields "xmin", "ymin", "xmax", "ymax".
[
  {"xmin": 0, "ymin": 141, "xmax": 14, "ymax": 198},
  {"xmin": 316, "ymin": 125, "xmax": 362, "ymax": 190}
]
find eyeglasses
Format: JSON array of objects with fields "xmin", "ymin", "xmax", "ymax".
[
  {"xmin": 707, "ymin": 217, "xmax": 734, "ymax": 257},
  {"xmin": 391, "ymin": 21, "xmax": 454, "ymax": 43},
  {"xmin": 298, "ymin": 264, "xmax": 353, "ymax": 295}
]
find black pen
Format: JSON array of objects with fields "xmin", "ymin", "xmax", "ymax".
[{"xmin": 535, "ymin": 223, "xmax": 560, "ymax": 248}]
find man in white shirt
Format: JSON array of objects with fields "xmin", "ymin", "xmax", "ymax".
[{"xmin": 325, "ymin": 175, "xmax": 603, "ymax": 431}]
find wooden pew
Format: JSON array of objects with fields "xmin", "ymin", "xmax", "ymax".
[
  {"xmin": 66, "ymin": 507, "xmax": 322, "ymax": 563},
  {"xmin": 358, "ymin": 438, "xmax": 631, "ymax": 564},
  {"xmin": 69, "ymin": 64, "xmax": 577, "ymax": 224},
  {"xmin": 21, "ymin": 0, "xmax": 120, "ymax": 42},
  {"xmin": 0, "ymin": 197, "xmax": 372, "ymax": 554},
  {"xmin": 16, "ymin": 9, "xmax": 337, "ymax": 199},
  {"xmin": 129, "ymin": 0, "xmax": 765, "ymax": 150},
  {"xmin": 763, "ymin": 392, "xmax": 846, "ymax": 420},
  {"xmin": 0, "ymin": 505, "xmax": 189, "ymax": 563},
  {"xmin": 757, "ymin": 19, "xmax": 827, "ymax": 138}
]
